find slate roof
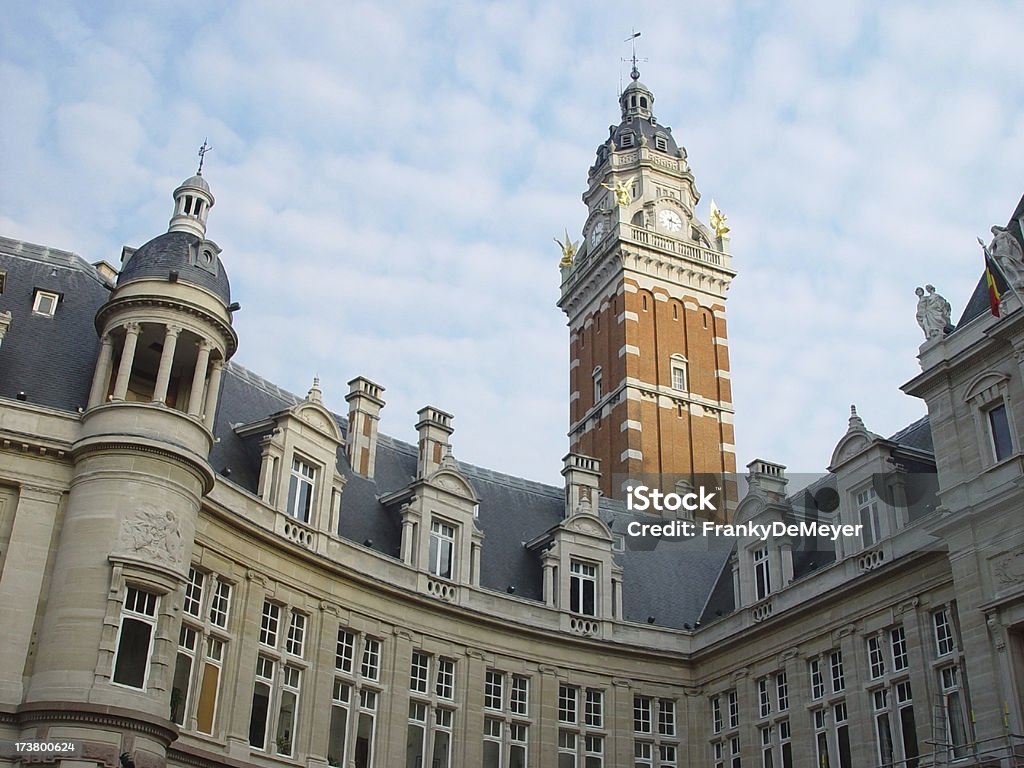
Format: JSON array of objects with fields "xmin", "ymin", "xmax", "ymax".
[
  {"xmin": 0, "ymin": 233, "xmax": 941, "ymax": 633},
  {"xmin": 119, "ymin": 230, "xmax": 231, "ymax": 303},
  {"xmin": 0, "ymin": 237, "xmax": 111, "ymax": 411}
]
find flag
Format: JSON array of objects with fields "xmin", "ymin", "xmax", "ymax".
[{"xmin": 985, "ymin": 250, "xmax": 1002, "ymax": 317}]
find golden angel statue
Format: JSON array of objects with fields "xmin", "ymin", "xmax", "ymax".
[
  {"xmin": 710, "ymin": 199, "xmax": 730, "ymax": 240},
  {"xmin": 601, "ymin": 176, "xmax": 635, "ymax": 207},
  {"xmin": 555, "ymin": 229, "xmax": 580, "ymax": 268}
]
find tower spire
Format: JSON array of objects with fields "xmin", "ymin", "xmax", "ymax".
[
  {"xmin": 624, "ymin": 30, "xmax": 645, "ymax": 81},
  {"xmin": 197, "ymin": 139, "xmax": 212, "ymax": 176}
]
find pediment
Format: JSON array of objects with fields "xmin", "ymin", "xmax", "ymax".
[
  {"xmin": 734, "ymin": 495, "xmax": 766, "ymax": 526},
  {"xmin": 830, "ymin": 431, "xmax": 878, "ymax": 469},
  {"xmin": 424, "ymin": 468, "xmax": 478, "ymax": 502},
  {"xmin": 561, "ymin": 514, "xmax": 613, "ymax": 541},
  {"xmin": 964, "ymin": 370, "xmax": 1009, "ymax": 403},
  {"xmin": 289, "ymin": 401, "xmax": 342, "ymax": 443}
]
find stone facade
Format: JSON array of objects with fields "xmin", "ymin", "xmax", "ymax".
[{"xmin": 1, "ymin": 76, "xmax": 1023, "ymax": 768}]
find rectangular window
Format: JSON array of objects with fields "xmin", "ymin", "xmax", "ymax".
[
  {"xmin": 249, "ymin": 655, "xmax": 274, "ymax": 749},
  {"xmin": 779, "ymin": 720, "xmax": 793, "ymax": 768},
  {"xmin": 356, "ymin": 689, "xmax": 377, "ymax": 768},
  {"xmin": 328, "ymin": 681, "xmax": 350, "ymax": 768},
  {"xmin": 934, "ymin": 609, "xmax": 956, "ymax": 657},
  {"xmin": 436, "ymin": 657, "xmax": 455, "ymax": 700},
  {"xmin": 634, "ymin": 696, "xmax": 652, "ymax": 733},
  {"xmin": 485, "ymin": 670, "xmax": 504, "ymax": 710},
  {"xmin": 857, "ymin": 486, "xmax": 882, "ymax": 547},
  {"xmin": 275, "ymin": 665, "xmax": 301, "ymax": 756},
  {"xmin": 184, "ymin": 567, "xmax": 205, "ymax": 617},
  {"xmin": 660, "ymin": 743, "xmax": 677, "ymax": 768},
  {"xmin": 429, "ymin": 519, "xmax": 456, "ymax": 579},
  {"xmin": 510, "ymin": 674, "xmax": 529, "ymax": 716},
  {"xmin": 286, "ymin": 611, "xmax": 306, "ymax": 657},
  {"xmin": 570, "ymin": 560, "xmax": 597, "ymax": 616},
  {"xmin": 172, "ymin": 624, "xmax": 197, "ymax": 725},
  {"xmin": 988, "ymin": 403, "xmax": 1014, "ymax": 461},
  {"xmin": 753, "ymin": 547, "xmax": 771, "ymax": 600},
  {"xmin": 510, "ymin": 722, "xmax": 528, "ymax": 768},
  {"xmin": 835, "ymin": 702, "xmax": 852, "ymax": 768},
  {"xmin": 483, "ymin": 716, "xmax": 502, "ymax": 768},
  {"xmin": 868, "ymin": 635, "xmax": 886, "ymax": 679},
  {"xmin": 634, "ymin": 740, "xmax": 652, "ymax": 768},
  {"xmin": 195, "ymin": 636, "xmax": 223, "ymax": 734},
  {"xmin": 830, "ymin": 651, "xmax": 845, "ymax": 693},
  {"xmin": 336, "ymin": 628, "xmax": 355, "ymax": 673},
  {"xmin": 758, "ymin": 678, "xmax": 771, "ymax": 718},
  {"xmin": 810, "ymin": 658, "xmax": 824, "ymax": 699},
  {"xmin": 728, "ymin": 690, "xmax": 739, "ymax": 729},
  {"xmin": 874, "ymin": 689, "xmax": 895, "ymax": 768},
  {"xmin": 287, "ymin": 457, "xmax": 317, "ymax": 523},
  {"xmin": 891, "ymin": 626, "xmax": 909, "ymax": 671},
  {"xmin": 260, "ymin": 601, "xmax": 280, "ymax": 647},
  {"xmin": 559, "ymin": 684, "xmax": 578, "ymax": 724},
  {"xmin": 712, "ymin": 696, "xmax": 723, "ymax": 733},
  {"xmin": 586, "ymin": 735, "xmax": 604, "ymax": 768},
  {"xmin": 897, "ymin": 683, "xmax": 919, "ymax": 768},
  {"xmin": 112, "ymin": 586, "xmax": 158, "ymax": 689},
  {"xmin": 361, "ymin": 637, "xmax": 381, "ymax": 680},
  {"xmin": 760, "ymin": 726, "xmax": 773, "ymax": 768},
  {"xmin": 731, "ymin": 736, "xmax": 741, "ymax": 768},
  {"xmin": 559, "ymin": 730, "xmax": 577, "ymax": 768},
  {"xmin": 585, "ymin": 688, "xmax": 604, "ymax": 728},
  {"xmin": 813, "ymin": 709, "xmax": 830, "ymax": 768},
  {"xmin": 776, "ymin": 672, "xmax": 789, "ymax": 711},
  {"xmin": 671, "ymin": 361, "xmax": 687, "ymax": 391},
  {"xmin": 658, "ymin": 699, "xmax": 676, "ymax": 736},
  {"xmin": 209, "ymin": 579, "xmax": 231, "ymax": 628},
  {"xmin": 411, "ymin": 651, "xmax": 430, "ymax": 694},
  {"xmin": 940, "ymin": 666, "xmax": 969, "ymax": 759}
]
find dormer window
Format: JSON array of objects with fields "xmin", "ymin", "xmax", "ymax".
[
  {"xmin": 856, "ymin": 487, "xmax": 882, "ymax": 548},
  {"xmin": 570, "ymin": 560, "xmax": 597, "ymax": 616},
  {"xmin": 32, "ymin": 289, "xmax": 59, "ymax": 317},
  {"xmin": 655, "ymin": 135, "xmax": 668, "ymax": 152},
  {"xmin": 753, "ymin": 547, "xmax": 771, "ymax": 600},
  {"xmin": 429, "ymin": 519, "xmax": 456, "ymax": 579},
  {"xmin": 620, "ymin": 133, "xmax": 635, "ymax": 149},
  {"xmin": 287, "ymin": 457, "xmax": 317, "ymax": 524}
]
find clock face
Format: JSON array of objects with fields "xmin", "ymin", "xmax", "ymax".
[
  {"xmin": 590, "ymin": 220, "xmax": 607, "ymax": 245},
  {"xmin": 658, "ymin": 209, "xmax": 683, "ymax": 233}
]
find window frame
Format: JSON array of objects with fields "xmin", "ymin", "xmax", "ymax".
[
  {"xmin": 111, "ymin": 585, "xmax": 159, "ymax": 690},
  {"xmin": 32, "ymin": 289, "xmax": 60, "ymax": 317}
]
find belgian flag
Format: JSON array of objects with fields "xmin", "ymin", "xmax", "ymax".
[{"xmin": 985, "ymin": 249, "xmax": 1002, "ymax": 317}]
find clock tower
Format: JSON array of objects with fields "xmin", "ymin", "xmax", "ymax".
[{"xmin": 558, "ymin": 68, "xmax": 737, "ymax": 506}]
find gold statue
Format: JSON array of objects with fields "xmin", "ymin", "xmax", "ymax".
[
  {"xmin": 601, "ymin": 176, "xmax": 635, "ymax": 207},
  {"xmin": 710, "ymin": 199, "xmax": 730, "ymax": 240},
  {"xmin": 555, "ymin": 229, "xmax": 580, "ymax": 268}
]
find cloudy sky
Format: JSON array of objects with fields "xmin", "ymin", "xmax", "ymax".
[{"xmin": 2, "ymin": 1, "xmax": 1022, "ymax": 486}]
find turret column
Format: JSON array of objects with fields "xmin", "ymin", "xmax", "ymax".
[
  {"xmin": 189, "ymin": 339, "xmax": 213, "ymax": 416},
  {"xmin": 153, "ymin": 324, "xmax": 181, "ymax": 404},
  {"xmin": 111, "ymin": 322, "xmax": 141, "ymax": 400},
  {"xmin": 87, "ymin": 333, "xmax": 115, "ymax": 408},
  {"xmin": 203, "ymin": 358, "xmax": 224, "ymax": 428}
]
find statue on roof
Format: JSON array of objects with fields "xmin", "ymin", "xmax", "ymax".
[
  {"xmin": 916, "ymin": 285, "xmax": 952, "ymax": 340},
  {"xmin": 710, "ymin": 200, "xmax": 730, "ymax": 240},
  {"xmin": 601, "ymin": 176, "xmax": 635, "ymax": 207},
  {"xmin": 554, "ymin": 229, "xmax": 579, "ymax": 269},
  {"xmin": 985, "ymin": 225, "xmax": 1024, "ymax": 290}
]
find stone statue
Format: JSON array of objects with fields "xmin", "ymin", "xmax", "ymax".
[
  {"xmin": 710, "ymin": 200, "xmax": 730, "ymax": 240},
  {"xmin": 984, "ymin": 225, "xmax": 1024, "ymax": 290},
  {"xmin": 554, "ymin": 229, "xmax": 579, "ymax": 269},
  {"xmin": 916, "ymin": 285, "xmax": 952, "ymax": 340},
  {"xmin": 601, "ymin": 176, "xmax": 635, "ymax": 207}
]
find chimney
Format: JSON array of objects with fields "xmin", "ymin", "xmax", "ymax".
[
  {"xmin": 746, "ymin": 459, "xmax": 788, "ymax": 498},
  {"xmin": 416, "ymin": 406, "xmax": 454, "ymax": 478},
  {"xmin": 562, "ymin": 453, "xmax": 601, "ymax": 517},
  {"xmin": 345, "ymin": 377, "xmax": 385, "ymax": 478}
]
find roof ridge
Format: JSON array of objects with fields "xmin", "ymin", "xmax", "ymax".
[{"xmin": 0, "ymin": 235, "xmax": 110, "ymax": 287}]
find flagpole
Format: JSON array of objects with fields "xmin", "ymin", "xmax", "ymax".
[{"xmin": 979, "ymin": 236, "xmax": 1019, "ymax": 316}]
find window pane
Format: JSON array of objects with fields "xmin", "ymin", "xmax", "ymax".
[
  {"xmin": 431, "ymin": 730, "xmax": 450, "ymax": 768},
  {"xmin": 355, "ymin": 712, "xmax": 374, "ymax": 768},
  {"xmin": 405, "ymin": 723, "xmax": 425, "ymax": 768},
  {"xmin": 990, "ymin": 404, "xmax": 1013, "ymax": 460},
  {"xmin": 328, "ymin": 706, "xmax": 348, "ymax": 767},
  {"xmin": 171, "ymin": 652, "xmax": 193, "ymax": 725},
  {"xmin": 196, "ymin": 662, "xmax": 220, "ymax": 734},
  {"xmin": 249, "ymin": 680, "xmax": 271, "ymax": 749},
  {"xmin": 482, "ymin": 740, "xmax": 500, "ymax": 768},
  {"xmin": 113, "ymin": 617, "xmax": 152, "ymax": 688}
]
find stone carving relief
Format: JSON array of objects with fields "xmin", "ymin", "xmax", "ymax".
[
  {"xmin": 993, "ymin": 549, "xmax": 1024, "ymax": 588},
  {"xmin": 117, "ymin": 504, "xmax": 184, "ymax": 566}
]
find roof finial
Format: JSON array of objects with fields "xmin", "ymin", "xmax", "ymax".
[
  {"xmin": 197, "ymin": 139, "xmax": 212, "ymax": 176},
  {"xmin": 848, "ymin": 404, "xmax": 865, "ymax": 432},
  {"xmin": 624, "ymin": 29, "xmax": 645, "ymax": 81}
]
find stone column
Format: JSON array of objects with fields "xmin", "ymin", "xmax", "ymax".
[
  {"xmin": 188, "ymin": 339, "xmax": 213, "ymax": 416},
  {"xmin": 226, "ymin": 570, "xmax": 269, "ymax": 760},
  {"xmin": 153, "ymin": 324, "xmax": 182, "ymax": 404},
  {"xmin": 87, "ymin": 333, "xmax": 115, "ymax": 408},
  {"xmin": 203, "ymin": 358, "xmax": 225, "ymax": 429},
  {"xmin": 111, "ymin": 322, "xmax": 141, "ymax": 400},
  {"xmin": 542, "ymin": 556, "xmax": 556, "ymax": 608},
  {"xmin": 257, "ymin": 437, "xmax": 276, "ymax": 503}
]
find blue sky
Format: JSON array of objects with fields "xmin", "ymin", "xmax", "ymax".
[{"xmin": 2, "ymin": 1, "xmax": 1022, "ymax": 485}]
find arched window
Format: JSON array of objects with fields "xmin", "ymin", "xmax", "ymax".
[{"xmin": 670, "ymin": 355, "xmax": 688, "ymax": 392}]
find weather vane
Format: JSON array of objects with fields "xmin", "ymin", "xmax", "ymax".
[
  {"xmin": 197, "ymin": 139, "xmax": 212, "ymax": 175},
  {"xmin": 623, "ymin": 29, "xmax": 647, "ymax": 81}
]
